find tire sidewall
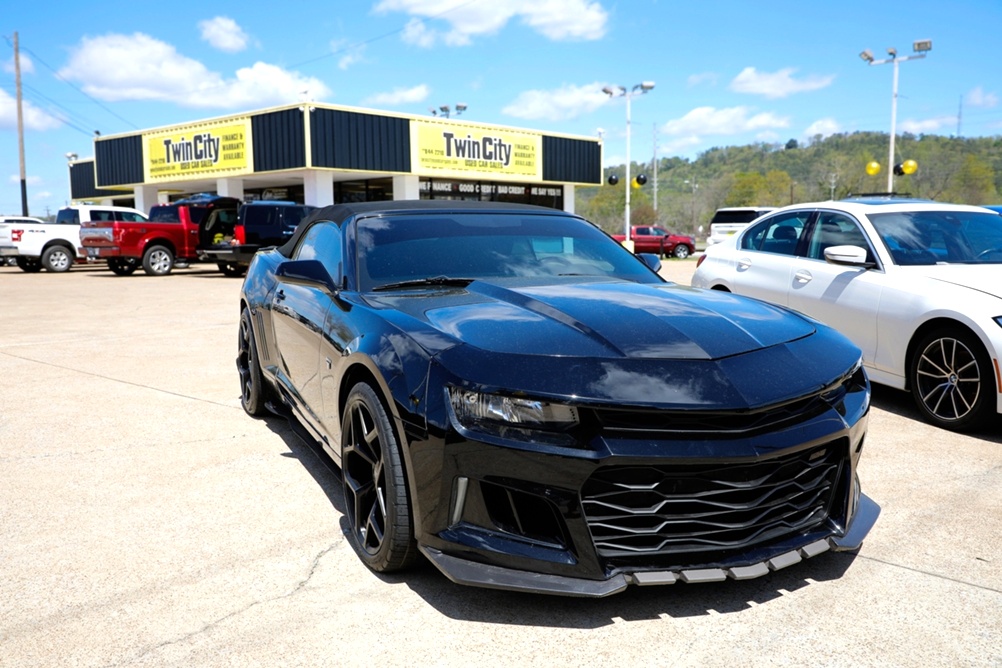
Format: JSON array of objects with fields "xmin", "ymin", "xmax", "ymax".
[
  {"xmin": 143, "ymin": 245, "xmax": 174, "ymax": 276},
  {"xmin": 42, "ymin": 246, "xmax": 74, "ymax": 272}
]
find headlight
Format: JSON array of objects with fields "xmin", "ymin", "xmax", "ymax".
[{"xmin": 448, "ymin": 388, "xmax": 578, "ymax": 430}]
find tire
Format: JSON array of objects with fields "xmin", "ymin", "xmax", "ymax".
[
  {"xmin": 108, "ymin": 258, "xmax": 139, "ymax": 276},
  {"xmin": 237, "ymin": 307, "xmax": 270, "ymax": 417},
  {"xmin": 142, "ymin": 245, "xmax": 174, "ymax": 276},
  {"xmin": 910, "ymin": 327, "xmax": 994, "ymax": 431},
  {"xmin": 41, "ymin": 245, "xmax": 74, "ymax": 272},
  {"xmin": 16, "ymin": 257, "xmax": 42, "ymax": 273},
  {"xmin": 673, "ymin": 244, "xmax": 692, "ymax": 260},
  {"xmin": 341, "ymin": 383, "xmax": 417, "ymax": 573},
  {"xmin": 217, "ymin": 262, "xmax": 247, "ymax": 278}
]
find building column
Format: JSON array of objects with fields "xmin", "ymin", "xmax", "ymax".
[
  {"xmin": 217, "ymin": 178, "xmax": 244, "ymax": 201},
  {"xmin": 133, "ymin": 185, "xmax": 159, "ymax": 213},
  {"xmin": 563, "ymin": 185, "xmax": 575, "ymax": 214},
  {"xmin": 303, "ymin": 171, "xmax": 333, "ymax": 207},
  {"xmin": 392, "ymin": 175, "xmax": 420, "ymax": 201}
]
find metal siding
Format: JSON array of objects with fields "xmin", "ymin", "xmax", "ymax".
[
  {"xmin": 542, "ymin": 136, "xmax": 602, "ymax": 185},
  {"xmin": 95, "ymin": 136, "xmax": 144, "ymax": 187},
  {"xmin": 311, "ymin": 109, "xmax": 410, "ymax": 172},
  {"xmin": 252, "ymin": 109, "xmax": 306, "ymax": 172},
  {"xmin": 70, "ymin": 161, "xmax": 122, "ymax": 199}
]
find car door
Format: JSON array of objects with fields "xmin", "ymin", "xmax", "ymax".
[
  {"xmin": 729, "ymin": 210, "xmax": 814, "ymax": 306},
  {"xmin": 785, "ymin": 211, "xmax": 882, "ymax": 364},
  {"xmin": 270, "ymin": 223, "xmax": 336, "ymax": 427}
]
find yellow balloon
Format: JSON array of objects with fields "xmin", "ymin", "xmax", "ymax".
[
  {"xmin": 902, "ymin": 159, "xmax": 918, "ymax": 175},
  {"xmin": 631, "ymin": 177, "xmax": 641, "ymax": 189},
  {"xmin": 865, "ymin": 161, "xmax": 881, "ymax": 176}
]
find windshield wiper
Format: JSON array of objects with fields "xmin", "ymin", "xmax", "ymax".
[{"xmin": 372, "ymin": 275, "xmax": 475, "ymax": 292}]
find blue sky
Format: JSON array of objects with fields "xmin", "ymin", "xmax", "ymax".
[{"xmin": 2, "ymin": 0, "xmax": 1000, "ymax": 215}]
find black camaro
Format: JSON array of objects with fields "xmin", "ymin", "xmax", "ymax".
[{"xmin": 237, "ymin": 200, "xmax": 878, "ymax": 597}]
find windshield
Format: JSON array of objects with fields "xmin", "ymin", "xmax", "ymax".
[
  {"xmin": 356, "ymin": 212, "xmax": 663, "ymax": 292},
  {"xmin": 868, "ymin": 210, "xmax": 1002, "ymax": 265}
]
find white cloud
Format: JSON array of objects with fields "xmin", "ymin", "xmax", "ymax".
[
  {"xmin": 686, "ymin": 72, "xmax": 717, "ymax": 88},
  {"xmin": 756, "ymin": 131, "xmax": 780, "ymax": 141},
  {"xmin": 329, "ymin": 39, "xmax": 366, "ymax": 70},
  {"xmin": 804, "ymin": 118, "xmax": 840, "ymax": 138},
  {"xmin": 4, "ymin": 53, "xmax": 34, "ymax": 74},
  {"xmin": 375, "ymin": 0, "xmax": 607, "ymax": 47},
  {"xmin": 502, "ymin": 82, "xmax": 609, "ymax": 121},
  {"xmin": 363, "ymin": 84, "xmax": 430, "ymax": 106},
  {"xmin": 730, "ymin": 67, "xmax": 834, "ymax": 99},
  {"xmin": 34, "ymin": 190, "xmax": 52, "ymax": 200},
  {"xmin": 899, "ymin": 116, "xmax": 956, "ymax": 134},
  {"xmin": 58, "ymin": 33, "xmax": 329, "ymax": 109},
  {"xmin": 8, "ymin": 175, "xmax": 43, "ymax": 186},
  {"xmin": 662, "ymin": 106, "xmax": 790, "ymax": 136},
  {"xmin": 0, "ymin": 89, "xmax": 62, "ymax": 131},
  {"xmin": 966, "ymin": 86, "xmax": 998, "ymax": 109},
  {"xmin": 198, "ymin": 17, "xmax": 249, "ymax": 53}
]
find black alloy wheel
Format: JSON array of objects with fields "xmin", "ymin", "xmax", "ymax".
[
  {"xmin": 237, "ymin": 307, "xmax": 269, "ymax": 416},
  {"xmin": 910, "ymin": 327, "xmax": 993, "ymax": 431},
  {"xmin": 341, "ymin": 383, "xmax": 416, "ymax": 573},
  {"xmin": 673, "ymin": 244, "xmax": 691, "ymax": 260},
  {"xmin": 16, "ymin": 257, "xmax": 42, "ymax": 273}
]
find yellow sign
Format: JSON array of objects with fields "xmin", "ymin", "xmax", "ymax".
[
  {"xmin": 411, "ymin": 119, "xmax": 541, "ymax": 181},
  {"xmin": 144, "ymin": 118, "xmax": 253, "ymax": 182}
]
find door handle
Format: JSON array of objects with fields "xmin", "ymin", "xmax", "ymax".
[
  {"xmin": 794, "ymin": 269, "xmax": 813, "ymax": 284},
  {"xmin": 275, "ymin": 289, "xmax": 286, "ymax": 302},
  {"xmin": 737, "ymin": 257, "xmax": 752, "ymax": 270}
]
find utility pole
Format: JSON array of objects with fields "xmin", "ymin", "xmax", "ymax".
[{"xmin": 14, "ymin": 31, "xmax": 29, "ymax": 216}]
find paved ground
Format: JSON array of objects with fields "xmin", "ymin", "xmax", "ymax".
[{"xmin": 1, "ymin": 260, "xmax": 1000, "ymax": 668}]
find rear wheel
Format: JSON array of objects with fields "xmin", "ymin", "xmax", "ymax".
[
  {"xmin": 673, "ymin": 244, "xmax": 691, "ymax": 260},
  {"xmin": 341, "ymin": 383, "xmax": 416, "ymax": 573},
  {"xmin": 108, "ymin": 258, "xmax": 138, "ymax": 276},
  {"xmin": 217, "ymin": 262, "xmax": 247, "ymax": 278},
  {"xmin": 16, "ymin": 257, "xmax": 42, "ymax": 273},
  {"xmin": 237, "ymin": 307, "xmax": 270, "ymax": 416},
  {"xmin": 41, "ymin": 245, "xmax": 74, "ymax": 272},
  {"xmin": 910, "ymin": 327, "xmax": 994, "ymax": 431},
  {"xmin": 142, "ymin": 245, "xmax": 174, "ymax": 276}
]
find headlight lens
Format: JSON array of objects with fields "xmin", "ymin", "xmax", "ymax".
[{"xmin": 448, "ymin": 388, "xmax": 579, "ymax": 431}]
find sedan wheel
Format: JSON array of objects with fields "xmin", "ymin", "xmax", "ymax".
[
  {"xmin": 910, "ymin": 328, "xmax": 993, "ymax": 431},
  {"xmin": 237, "ymin": 307, "xmax": 269, "ymax": 416},
  {"xmin": 673, "ymin": 244, "xmax": 691, "ymax": 260},
  {"xmin": 341, "ymin": 383, "xmax": 416, "ymax": 573}
]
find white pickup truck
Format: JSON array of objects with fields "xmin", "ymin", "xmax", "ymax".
[{"xmin": 0, "ymin": 214, "xmax": 85, "ymax": 272}]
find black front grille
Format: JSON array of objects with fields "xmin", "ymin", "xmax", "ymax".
[{"xmin": 581, "ymin": 441, "xmax": 845, "ymax": 558}]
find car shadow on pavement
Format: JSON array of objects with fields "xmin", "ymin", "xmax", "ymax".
[
  {"xmin": 263, "ymin": 415, "xmax": 347, "ymax": 515},
  {"xmin": 870, "ymin": 384, "xmax": 1002, "ymax": 443}
]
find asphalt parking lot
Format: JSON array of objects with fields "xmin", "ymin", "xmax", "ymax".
[{"xmin": 1, "ymin": 259, "xmax": 1000, "ymax": 667}]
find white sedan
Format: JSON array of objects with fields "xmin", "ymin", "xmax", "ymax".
[{"xmin": 692, "ymin": 198, "xmax": 1002, "ymax": 431}]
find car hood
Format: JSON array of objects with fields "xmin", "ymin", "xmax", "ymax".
[
  {"xmin": 369, "ymin": 279, "xmax": 814, "ymax": 361},
  {"xmin": 907, "ymin": 264, "xmax": 1002, "ymax": 300}
]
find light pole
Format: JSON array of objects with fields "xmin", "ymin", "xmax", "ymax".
[
  {"xmin": 860, "ymin": 39, "xmax": 931, "ymax": 192},
  {"xmin": 603, "ymin": 82, "xmax": 654, "ymax": 245},
  {"xmin": 429, "ymin": 103, "xmax": 468, "ymax": 118}
]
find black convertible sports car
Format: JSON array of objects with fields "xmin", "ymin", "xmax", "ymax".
[{"xmin": 238, "ymin": 200, "xmax": 878, "ymax": 597}]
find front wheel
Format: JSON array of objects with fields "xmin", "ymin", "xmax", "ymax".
[
  {"xmin": 341, "ymin": 383, "xmax": 417, "ymax": 573},
  {"xmin": 16, "ymin": 257, "xmax": 42, "ymax": 273},
  {"xmin": 42, "ymin": 245, "xmax": 74, "ymax": 272},
  {"xmin": 142, "ymin": 245, "xmax": 174, "ymax": 276},
  {"xmin": 673, "ymin": 244, "xmax": 692, "ymax": 260},
  {"xmin": 910, "ymin": 327, "xmax": 994, "ymax": 431},
  {"xmin": 108, "ymin": 258, "xmax": 139, "ymax": 276},
  {"xmin": 237, "ymin": 307, "xmax": 271, "ymax": 416}
]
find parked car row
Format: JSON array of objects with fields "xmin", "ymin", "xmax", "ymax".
[
  {"xmin": 0, "ymin": 197, "xmax": 315, "ymax": 277},
  {"xmin": 693, "ymin": 198, "xmax": 1002, "ymax": 432}
]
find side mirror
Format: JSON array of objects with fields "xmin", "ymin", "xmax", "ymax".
[
  {"xmin": 636, "ymin": 252, "xmax": 662, "ymax": 273},
  {"xmin": 824, "ymin": 245, "xmax": 874, "ymax": 268},
  {"xmin": 276, "ymin": 259, "xmax": 339, "ymax": 293}
]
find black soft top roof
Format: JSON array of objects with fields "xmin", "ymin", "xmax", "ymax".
[{"xmin": 277, "ymin": 200, "xmax": 571, "ymax": 257}]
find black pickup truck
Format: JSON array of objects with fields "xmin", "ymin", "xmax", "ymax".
[{"xmin": 200, "ymin": 201, "xmax": 316, "ymax": 277}]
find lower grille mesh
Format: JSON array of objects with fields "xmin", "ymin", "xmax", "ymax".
[{"xmin": 581, "ymin": 442, "xmax": 845, "ymax": 557}]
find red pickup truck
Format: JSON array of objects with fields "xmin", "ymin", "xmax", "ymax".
[
  {"xmin": 80, "ymin": 194, "xmax": 240, "ymax": 276},
  {"xmin": 610, "ymin": 225, "xmax": 696, "ymax": 259}
]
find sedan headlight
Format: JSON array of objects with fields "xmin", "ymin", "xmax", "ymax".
[{"xmin": 447, "ymin": 388, "xmax": 580, "ymax": 447}]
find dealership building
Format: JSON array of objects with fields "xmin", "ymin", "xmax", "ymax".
[{"xmin": 68, "ymin": 103, "xmax": 603, "ymax": 214}]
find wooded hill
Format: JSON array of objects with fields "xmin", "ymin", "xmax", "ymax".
[{"xmin": 578, "ymin": 131, "xmax": 1002, "ymax": 237}]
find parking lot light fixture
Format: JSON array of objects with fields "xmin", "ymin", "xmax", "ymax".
[
  {"xmin": 604, "ymin": 82, "xmax": 655, "ymax": 246},
  {"xmin": 860, "ymin": 40, "xmax": 931, "ymax": 192}
]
